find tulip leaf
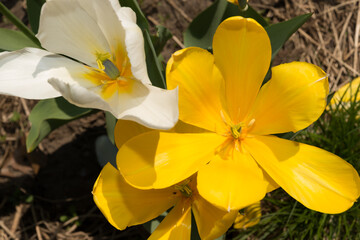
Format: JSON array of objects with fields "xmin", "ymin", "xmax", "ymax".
[
  {"xmin": 26, "ymin": 0, "xmax": 45, "ymax": 34},
  {"xmin": 0, "ymin": 29, "xmax": 39, "ymax": 51},
  {"xmin": 105, "ymin": 111, "xmax": 117, "ymax": 145},
  {"xmin": 95, "ymin": 135, "xmax": 117, "ymax": 168},
  {"xmin": 184, "ymin": 0, "xmax": 268, "ymax": 49},
  {"xmin": 265, "ymin": 13, "xmax": 312, "ymax": 60},
  {"xmin": 143, "ymin": 29, "xmax": 166, "ymax": 89},
  {"xmin": 26, "ymin": 97, "xmax": 93, "ymax": 152},
  {"xmin": 0, "ymin": 2, "xmax": 41, "ymax": 47},
  {"xmin": 184, "ymin": 0, "xmax": 228, "ymax": 49},
  {"xmin": 119, "ymin": 0, "xmax": 149, "ymax": 31}
]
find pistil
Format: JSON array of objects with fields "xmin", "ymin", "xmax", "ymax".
[{"xmin": 102, "ymin": 59, "xmax": 121, "ymax": 80}]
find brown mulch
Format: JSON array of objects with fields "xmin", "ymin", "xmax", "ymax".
[{"xmin": 0, "ymin": 0, "xmax": 359, "ymax": 239}]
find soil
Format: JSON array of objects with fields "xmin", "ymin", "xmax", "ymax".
[{"xmin": 0, "ymin": 0, "xmax": 359, "ymax": 239}]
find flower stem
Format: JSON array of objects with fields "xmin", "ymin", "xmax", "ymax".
[{"xmin": 0, "ymin": 2, "xmax": 41, "ymax": 47}]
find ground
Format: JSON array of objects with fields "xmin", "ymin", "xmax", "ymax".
[{"xmin": 0, "ymin": 0, "xmax": 359, "ymax": 239}]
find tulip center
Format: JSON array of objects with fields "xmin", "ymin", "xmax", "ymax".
[
  {"xmin": 230, "ymin": 123, "xmax": 245, "ymax": 139},
  {"xmin": 215, "ymin": 118, "xmax": 256, "ymax": 158},
  {"xmin": 229, "ymin": 119, "xmax": 255, "ymax": 140},
  {"xmin": 95, "ymin": 51, "xmax": 133, "ymax": 82},
  {"xmin": 175, "ymin": 181, "xmax": 193, "ymax": 198}
]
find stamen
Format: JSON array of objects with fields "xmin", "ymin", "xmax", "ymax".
[
  {"xmin": 96, "ymin": 52, "xmax": 111, "ymax": 70},
  {"xmin": 220, "ymin": 109, "xmax": 234, "ymax": 127},
  {"xmin": 175, "ymin": 181, "xmax": 193, "ymax": 198},
  {"xmin": 309, "ymin": 75, "xmax": 328, "ymax": 86},
  {"xmin": 247, "ymin": 118, "xmax": 255, "ymax": 128}
]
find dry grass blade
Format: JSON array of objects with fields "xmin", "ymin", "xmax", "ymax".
[
  {"xmin": 0, "ymin": 221, "xmax": 17, "ymax": 239},
  {"xmin": 166, "ymin": 0, "xmax": 192, "ymax": 22},
  {"xmin": 353, "ymin": 0, "xmax": 360, "ymax": 70}
]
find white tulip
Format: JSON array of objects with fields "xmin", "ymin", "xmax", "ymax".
[{"xmin": 0, "ymin": 0, "xmax": 178, "ymax": 130}]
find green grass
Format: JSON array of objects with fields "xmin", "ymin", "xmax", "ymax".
[{"xmin": 232, "ymin": 85, "xmax": 360, "ymax": 240}]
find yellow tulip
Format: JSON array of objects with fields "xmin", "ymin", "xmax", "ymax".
[
  {"xmin": 93, "ymin": 163, "xmax": 238, "ymax": 239},
  {"xmin": 233, "ymin": 201, "xmax": 261, "ymax": 229},
  {"xmin": 117, "ymin": 17, "xmax": 360, "ymax": 214},
  {"xmin": 329, "ymin": 77, "xmax": 360, "ymax": 109}
]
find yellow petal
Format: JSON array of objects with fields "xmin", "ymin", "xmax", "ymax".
[
  {"xmin": 166, "ymin": 47, "xmax": 228, "ymax": 134},
  {"xmin": 114, "ymin": 119, "xmax": 208, "ymax": 150},
  {"xmin": 92, "ymin": 163, "xmax": 179, "ymax": 230},
  {"xmin": 329, "ymin": 77, "xmax": 360, "ymax": 108},
  {"xmin": 114, "ymin": 119, "xmax": 151, "ymax": 149},
  {"xmin": 172, "ymin": 120, "xmax": 210, "ymax": 134},
  {"xmin": 149, "ymin": 199, "xmax": 192, "ymax": 240},
  {"xmin": 244, "ymin": 135, "xmax": 360, "ymax": 214},
  {"xmin": 197, "ymin": 150, "xmax": 268, "ymax": 211},
  {"xmin": 233, "ymin": 201, "xmax": 261, "ymax": 229},
  {"xmin": 247, "ymin": 62, "xmax": 329, "ymax": 135},
  {"xmin": 263, "ymin": 169, "xmax": 280, "ymax": 192},
  {"xmin": 117, "ymin": 131, "xmax": 225, "ymax": 189},
  {"xmin": 192, "ymin": 194, "xmax": 238, "ymax": 240},
  {"xmin": 213, "ymin": 17, "xmax": 271, "ymax": 124}
]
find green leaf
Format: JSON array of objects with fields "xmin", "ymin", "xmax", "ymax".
[
  {"xmin": 0, "ymin": 28, "xmax": 39, "ymax": 51},
  {"xmin": 26, "ymin": 0, "xmax": 45, "ymax": 34},
  {"xmin": 26, "ymin": 97, "xmax": 93, "ymax": 152},
  {"xmin": 105, "ymin": 111, "xmax": 117, "ymax": 145},
  {"xmin": 184, "ymin": 0, "xmax": 228, "ymax": 49},
  {"xmin": 265, "ymin": 13, "xmax": 312, "ymax": 60},
  {"xmin": 95, "ymin": 135, "xmax": 117, "ymax": 168},
  {"xmin": 184, "ymin": 0, "xmax": 268, "ymax": 49},
  {"xmin": 143, "ymin": 29, "xmax": 166, "ymax": 88},
  {"xmin": 151, "ymin": 25, "xmax": 172, "ymax": 56},
  {"xmin": 0, "ymin": 2, "xmax": 41, "ymax": 47},
  {"xmin": 119, "ymin": 0, "xmax": 149, "ymax": 31}
]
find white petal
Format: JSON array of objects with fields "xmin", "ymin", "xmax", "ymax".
[
  {"xmin": 37, "ymin": 0, "xmax": 150, "ymax": 85},
  {"xmin": 49, "ymin": 77, "xmax": 179, "ymax": 130},
  {"xmin": 37, "ymin": 0, "xmax": 111, "ymax": 68},
  {"xmin": 48, "ymin": 78, "xmax": 111, "ymax": 111},
  {"xmin": 0, "ymin": 48, "xmax": 85, "ymax": 99},
  {"xmin": 77, "ymin": 0, "xmax": 150, "ymax": 84},
  {"xmin": 117, "ymin": 7, "xmax": 151, "ymax": 84},
  {"xmin": 117, "ymin": 84, "xmax": 179, "ymax": 130}
]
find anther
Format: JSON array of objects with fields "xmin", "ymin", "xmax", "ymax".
[{"xmin": 247, "ymin": 119, "xmax": 255, "ymax": 128}]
